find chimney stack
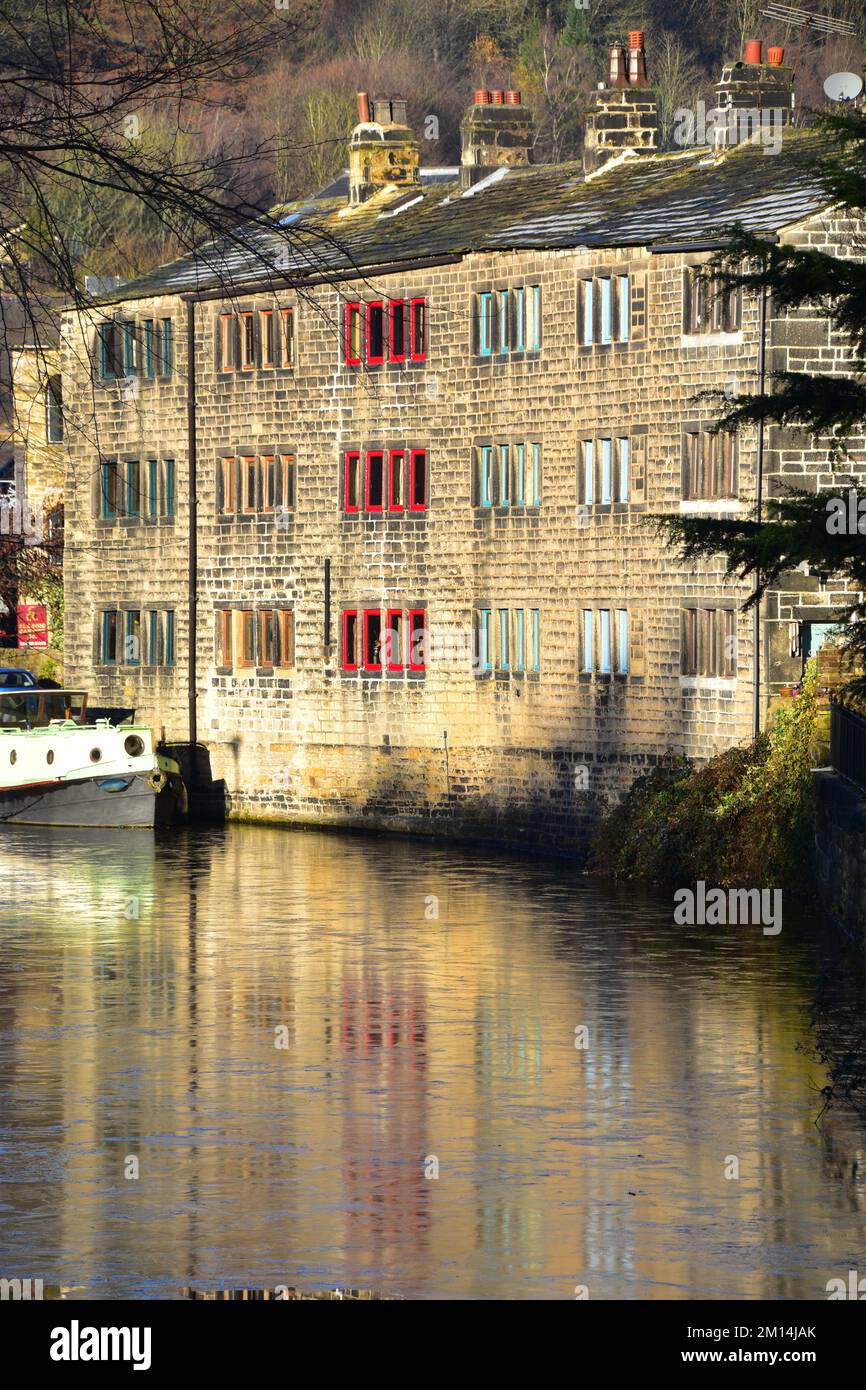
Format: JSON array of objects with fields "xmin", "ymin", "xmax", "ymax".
[
  {"xmin": 710, "ymin": 42, "xmax": 794, "ymax": 150},
  {"xmin": 348, "ymin": 94, "xmax": 420, "ymax": 206},
  {"xmin": 584, "ymin": 32, "xmax": 658, "ymax": 172},
  {"xmin": 460, "ymin": 89, "xmax": 533, "ymax": 190}
]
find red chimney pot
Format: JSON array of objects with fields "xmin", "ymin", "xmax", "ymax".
[
  {"xmin": 357, "ymin": 91, "xmax": 371, "ymax": 123},
  {"xmin": 491, "ymin": 89, "xmax": 505, "ymax": 104},
  {"xmin": 767, "ymin": 46, "xmax": 784, "ymax": 66},
  {"xmin": 474, "ymin": 89, "xmax": 491, "ymax": 105},
  {"xmin": 505, "ymin": 89, "xmax": 521, "ymax": 105},
  {"xmin": 628, "ymin": 31, "xmax": 645, "ymax": 50},
  {"xmin": 744, "ymin": 39, "xmax": 763, "ymax": 64}
]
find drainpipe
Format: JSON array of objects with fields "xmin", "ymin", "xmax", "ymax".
[
  {"xmin": 753, "ymin": 282, "xmax": 767, "ymax": 739},
  {"xmin": 186, "ymin": 298, "xmax": 198, "ymax": 786}
]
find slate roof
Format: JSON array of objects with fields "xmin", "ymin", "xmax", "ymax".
[{"xmin": 100, "ymin": 130, "xmax": 836, "ymax": 304}]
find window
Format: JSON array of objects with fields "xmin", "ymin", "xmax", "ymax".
[
  {"xmin": 123, "ymin": 321, "xmax": 138, "ymax": 376},
  {"xmin": 514, "ymin": 287, "xmax": 525, "ymax": 352},
  {"xmin": 261, "ymin": 456, "xmax": 275, "ymax": 513},
  {"xmin": 164, "ymin": 610, "xmax": 175, "ymax": 667},
  {"xmin": 531, "ymin": 443, "xmax": 541, "ymax": 507},
  {"xmin": 684, "ymin": 430, "xmax": 737, "ymax": 500},
  {"xmin": 125, "ymin": 460, "xmax": 140, "ymax": 517},
  {"xmin": 147, "ymin": 610, "xmax": 162, "ymax": 665},
  {"xmin": 410, "ymin": 299, "xmax": 426, "ymax": 361},
  {"xmin": 617, "ymin": 609, "xmax": 629, "ymax": 674},
  {"xmin": 147, "ymin": 459, "xmax": 158, "ymax": 518},
  {"xmin": 143, "ymin": 320, "xmax": 155, "ymax": 378},
  {"xmin": 617, "ymin": 437, "xmax": 629, "ymax": 504},
  {"xmin": 46, "ymin": 376, "xmax": 63, "ymax": 443},
  {"xmin": 236, "ymin": 609, "xmax": 254, "ymax": 667},
  {"xmin": 599, "ymin": 609, "xmax": 612, "ymax": 673},
  {"xmin": 480, "ymin": 446, "xmax": 493, "ymax": 507},
  {"xmin": 278, "ymin": 454, "xmax": 295, "ymax": 512},
  {"xmin": 599, "ymin": 278, "xmax": 612, "ymax": 345},
  {"xmin": 388, "ymin": 450, "xmax": 405, "ymax": 512},
  {"xmin": 581, "ymin": 280, "xmax": 593, "ymax": 345},
  {"xmin": 499, "ymin": 445, "xmax": 510, "ymax": 506},
  {"xmin": 344, "ymin": 451, "xmax": 360, "ymax": 512},
  {"xmin": 681, "ymin": 607, "xmax": 736, "ymax": 677},
  {"xmin": 582, "ymin": 609, "xmax": 593, "ymax": 673},
  {"xmin": 600, "ymin": 439, "xmax": 612, "ymax": 505},
  {"xmin": 499, "ymin": 289, "xmax": 509, "ymax": 355},
  {"xmin": 162, "ymin": 458, "xmax": 175, "ymax": 518},
  {"xmin": 98, "ymin": 322, "xmax": 121, "ymax": 379},
  {"xmin": 220, "ymin": 457, "xmax": 236, "ymax": 515},
  {"xmin": 280, "ymin": 307, "xmax": 295, "ymax": 367},
  {"xmin": 477, "ymin": 608, "xmax": 492, "ymax": 673},
  {"xmin": 220, "ymin": 313, "xmax": 235, "ymax": 371},
  {"xmin": 363, "ymin": 609, "xmax": 382, "ymax": 670},
  {"xmin": 497, "ymin": 608, "xmax": 510, "ymax": 672},
  {"xmin": 241, "ymin": 455, "xmax": 257, "ymax": 513},
  {"xmin": 345, "ymin": 303, "xmax": 362, "ymax": 365},
  {"xmin": 530, "ymin": 609, "xmax": 540, "ymax": 673},
  {"xmin": 342, "ymin": 610, "xmax": 359, "ymax": 670},
  {"xmin": 217, "ymin": 609, "xmax": 233, "ymax": 666},
  {"xmin": 240, "ymin": 313, "xmax": 255, "ymax": 370},
  {"xmin": 366, "ymin": 301, "xmax": 385, "ymax": 365},
  {"xmin": 581, "ymin": 440, "xmax": 594, "ymax": 506},
  {"xmin": 365, "ymin": 450, "xmax": 385, "ymax": 512},
  {"xmin": 479, "ymin": 292, "xmax": 493, "ymax": 356},
  {"xmin": 100, "ymin": 610, "xmax": 119, "ymax": 664},
  {"xmin": 385, "ymin": 609, "xmax": 404, "ymax": 670},
  {"xmin": 528, "ymin": 285, "xmax": 541, "ymax": 351},
  {"xmin": 124, "ymin": 609, "xmax": 142, "ymax": 665},
  {"xmin": 260, "ymin": 310, "xmax": 275, "ymax": 368},
  {"xmin": 100, "ymin": 461, "xmax": 119, "ymax": 518},
  {"xmin": 685, "ymin": 269, "xmax": 740, "ymax": 335},
  {"xmin": 515, "ymin": 443, "xmax": 525, "ymax": 506},
  {"xmin": 259, "ymin": 610, "xmax": 276, "ymax": 666},
  {"xmin": 159, "ymin": 319, "xmax": 172, "ymax": 375},
  {"xmin": 618, "ymin": 275, "xmax": 630, "ymax": 342},
  {"xmin": 515, "ymin": 609, "xmax": 525, "ymax": 673},
  {"xmin": 389, "ymin": 300, "xmax": 406, "ymax": 362},
  {"xmin": 409, "ymin": 610, "xmax": 426, "ymax": 671}
]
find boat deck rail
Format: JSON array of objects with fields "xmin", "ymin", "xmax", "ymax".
[{"xmin": 0, "ymin": 690, "xmax": 89, "ymax": 729}]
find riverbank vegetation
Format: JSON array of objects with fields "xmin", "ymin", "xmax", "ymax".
[{"xmin": 590, "ymin": 659, "xmax": 819, "ymax": 892}]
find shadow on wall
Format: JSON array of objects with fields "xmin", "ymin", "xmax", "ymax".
[{"xmin": 163, "ymin": 741, "xmax": 228, "ymax": 822}]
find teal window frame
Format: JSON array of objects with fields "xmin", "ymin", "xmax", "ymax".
[
  {"xmin": 165, "ymin": 610, "xmax": 175, "ymax": 666},
  {"xmin": 599, "ymin": 609, "xmax": 612, "ymax": 673},
  {"xmin": 147, "ymin": 610, "xmax": 161, "ymax": 665},
  {"xmin": 601, "ymin": 439, "xmax": 612, "ymax": 505},
  {"xmin": 583, "ymin": 440, "xmax": 594, "ymax": 505},
  {"xmin": 600, "ymin": 277, "xmax": 612, "ymax": 345},
  {"xmin": 617, "ymin": 609, "xmax": 629, "ymax": 674},
  {"xmin": 618, "ymin": 437, "xmax": 629, "ymax": 503},
  {"xmin": 499, "ymin": 444, "xmax": 510, "ymax": 506},
  {"xmin": 147, "ymin": 459, "xmax": 158, "ymax": 517},
  {"xmin": 582, "ymin": 281, "xmax": 593, "ymax": 345},
  {"xmin": 499, "ymin": 290, "xmax": 509, "ymax": 354},
  {"xmin": 98, "ymin": 323, "xmax": 118, "ymax": 379},
  {"xmin": 498, "ymin": 608, "xmax": 510, "ymax": 672},
  {"xmin": 478, "ymin": 608, "xmax": 492, "ymax": 673},
  {"xmin": 515, "ymin": 608, "xmax": 525, "ymax": 673},
  {"xmin": 515, "ymin": 443, "xmax": 525, "ymax": 506},
  {"xmin": 531, "ymin": 442, "xmax": 541, "ymax": 507},
  {"xmin": 163, "ymin": 458, "xmax": 175, "ymax": 517},
  {"xmin": 143, "ymin": 319, "xmax": 154, "ymax": 378},
  {"xmin": 514, "ymin": 287, "xmax": 525, "ymax": 352},
  {"xmin": 530, "ymin": 608, "xmax": 540, "ymax": 673},
  {"xmin": 101, "ymin": 610, "xmax": 119, "ymax": 664},
  {"xmin": 100, "ymin": 461, "xmax": 118, "ymax": 518},
  {"xmin": 479, "ymin": 293, "xmax": 493, "ymax": 356},
  {"xmin": 480, "ymin": 445, "xmax": 493, "ymax": 507},
  {"xmin": 160, "ymin": 318, "xmax": 172, "ymax": 375},
  {"xmin": 123, "ymin": 321, "xmax": 137, "ymax": 376},
  {"xmin": 582, "ymin": 609, "xmax": 593, "ymax": 672},
  {"xmin": 125, "ymin": 460, "xmax": 140, "ymax": 516},
  {"xmin": 124, "ymin": 609, "xmax": 142, "ymax": 666},
  {"xmin": 618, "ymin": 275, "xmax": 629, "ymax": 342},
  {"xmin": 529, "ymin": 284, "xmax": 541, "ymax": 351}
]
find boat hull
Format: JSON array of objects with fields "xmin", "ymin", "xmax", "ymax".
[{"xmin": 0, "ymin": 771, "xmax": 181, "ymax": 828}]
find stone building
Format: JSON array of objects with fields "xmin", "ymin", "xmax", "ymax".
[{"xmin": 60, "ymin": 38, "xmax": 866, "ymax": 851}]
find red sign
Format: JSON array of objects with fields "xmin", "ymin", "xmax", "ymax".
[{"xmin": 18, "ymin": 603, "xmax": 48, "ymax": 649}]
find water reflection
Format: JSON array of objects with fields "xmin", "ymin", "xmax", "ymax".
[{"xmin": 0, "ymin": 823, "xmax": 864, "ymax": 1299}]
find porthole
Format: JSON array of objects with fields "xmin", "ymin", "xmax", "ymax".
[
  {"xmin": 90, "ymin": 747, "xmax": 102, "ymax": 763},
  {"xmin": 10, "ymin": 749, "xmax": 16, "ymax": 765},
  {"xmin": 46, "ymin": 750, "xmax": 54, "ymax": 765},
  {"xmin": 124, "ymin": 735, "xmax": 145, "ymax": 758}
]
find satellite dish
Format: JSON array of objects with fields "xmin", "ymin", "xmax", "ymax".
[{"xmin": 823, "ymin": 71, "xmax": 864, "ymax": 102}]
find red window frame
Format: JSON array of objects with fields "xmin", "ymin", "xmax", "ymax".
[
  {"xmin": 408, "ymin": 449, "xmax": 427, "ymax": 512},
  {"xmin": 388, "ymin": 449, "xmax": 405, "ymax": 513},
  {"xmin": 363, "ymin": 608, "xmax": 382, "ymax": 671},
  {"xmin": 365, "ymin": 450, "xmax": 385, "ymax": 513},
  {"xmin": 239, "ymin": 312, "xmax": 255, "ymax": 370},
  {"xmin": 388, "ymin": 299, "xmax": 406, "ymax": 363},
  {"xmin": 365, "ymin": 301, "xmax": 385, "ymax": 365},
  {"xmin": 385, "ymin": 608, "xmax": 404, "ymax": 671},
  {"xmin": 342, "ymin": 609, "xmax": 358, "ymax": 671},
  {"xmin": 259, "ymin": 310, "xmax": 275, "ymax": 368},
  {"xmin": 344, "ymin": 451, "xmax": 360, "ymax": 513},
  {"xmin": 409, "ymin": 609, "xmax": 426, "ymax": 671},
  {"xmin": 220, "ymin": 313, "xmax": 234, "ymax": 372},
  {"xmin": 344, "ymin": 302, "xmax": 362, "ymax": 365},
  {"xmin": 280, "ymin": 307, "xmax": 295, "ymax": 367},
  {"xmin": 409, "ymin": 298, "xmax": 427, "ymax": 362}
]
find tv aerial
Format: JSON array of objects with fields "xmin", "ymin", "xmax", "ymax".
[{"xmin": 760, "ymin": 4, "xmax": 858, "ymax": 78}]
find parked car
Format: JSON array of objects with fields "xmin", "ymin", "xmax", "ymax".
[{"xmin": 0, "ymin": 668, "xmax": 37, "ymax": 689}]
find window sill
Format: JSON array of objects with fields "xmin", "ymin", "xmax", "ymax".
[
  {"xmin": 679, "ymin": 675, "xmax": 737, "ymax": 691},
  {"xmin": 681, "ymin": 331, "xmax": 743, "ymax": 348},
  {"xmin": 679, "ymin": 499, "xmax": 742, "ymax": 515}
]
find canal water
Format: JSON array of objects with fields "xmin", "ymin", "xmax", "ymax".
[{"xmin": 0, "ymin": 822, "xmax": 864, "ymax": 1300}]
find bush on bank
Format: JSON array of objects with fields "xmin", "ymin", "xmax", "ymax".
[{"xmin": 589, "ymin": 659, "xmax": 819, "ymax": 892}]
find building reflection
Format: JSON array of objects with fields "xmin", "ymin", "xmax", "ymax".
[{"xmin": 0, "ymin": 825, "xmax": 861, "ymax": 1298}]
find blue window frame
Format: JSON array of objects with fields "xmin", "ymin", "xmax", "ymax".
[
  {"xmin": 531, "ymin": 443, "xmax": 541, "ymax": 507},
  {"xmin": 515, "ymin": 443, "xmax": 525, "ymax": 506},
  {"xmin": 163, "ymin": 459, "xmax": 175, "ymax": 517},
  {"xmin": 125, "ymin": 460, "xmax": 140, "ymax": 516},
  {"xmin": 124, "ymin": 609, "xmax": 141, "ymax": 665},
  {"xmin": 98, "ymin": 323, "xmax": 118, "ymax": 379},
  {"xmin": 601, "ymin": 439, "xmax": 612, "ymax": 505},
  {"xmin": 514, "ymin": 287, "xmax": 525, "ymax": 352},
  {"xmin": 498, "ymin": 609, "xmax": 509, "ymax": 671},
  {"xmin": 480, "ymin": 445, "xmax": 493, "ymax": 507},
  {"xmin": 165, "ymin": 610, "xmax": 175, "ymax": 666},
  {"xmin": 530, "ymin": 609, "xmax": 540, "ymax": 672},
  {"xmin": 515, "ymin": 608, "xmax": 525, "ymax": 673},
  {"xmin": 101, "ymin": 610, "xmax": 119, "ymax": 664},
  {"xmin": 582, "ymin": 609, "xmax": 593, "ymax": 672},
  {"xmin": 600, "ymin": 278, "xmax": 612, "ymax": 345},
  {"xmin": 618, "ymin": 437, "xmax": 629, "ymax": 503},
  {"xmin": 143, "ymin": 320, "xmax": 154, "ymax": 378},
  {"xmin": 160, "ymin": 319, "xmax": 172, "ymax": 375},
  {"xmin": 478, "ymin": 608, "xmax": 492, "ymax": 673},
  {"xmin": 617, "ymin": 609, "xmax": 629, "ymax": 674},
  {"xmin": 529, "ymin": 285, "xmax": 541, "ymax": 351},
  {"xmin": 479, "ymin": 293, "xmax": 493, "ymax": 356},
  {"xmin": 583, "ymin": 440, "xmax": 594, "ymax": 505},
  {"xmin": 100, "ymin": 461, "xmax": 118, "ymax": 518},
  {"xmin": 499, "ymin": 444, "xmax": 510, "ymax": 505},
  {"xmin": 147, "ymin": 459, "xmax": 158, "ymax": 517},
  {"xmin": 499, "ymin": 290, "xmax": 509, "ymax": 354},
  {"xmin": 618, "ymin": 275, "xmax": 629, "ymax": 342},
  {"xmin": 599, "ymin": 609, "xmax": 612, "ymax": 673},
  {"xmin": 147, "ymin": 610, "xmax": 160, "ymax": 665},
  {"xmin": 123, "ymin": 321, "xmax": 137, "ymax": 376}
]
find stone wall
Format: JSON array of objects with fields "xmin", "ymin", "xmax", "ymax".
[{"xmin": 815, "ymin": 770, "xmax": 866, "ymax": 940}]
